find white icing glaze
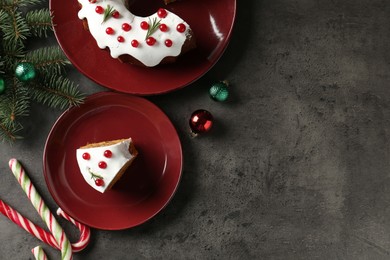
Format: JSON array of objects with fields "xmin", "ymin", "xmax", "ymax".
[
  {"xmin": 77, "ymin": 0, "xmax": 192, "ymax": 67},
  {"xmin": 76, "ymin": 138, "xmax": 135, "ymax": 193}
]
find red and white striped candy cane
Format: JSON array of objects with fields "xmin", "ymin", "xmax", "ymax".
[
  {"xmin": 9, "ymin": 158, "xmax": 73, "ymax": 260},
  {"xmin": 0, "ymin": 200, "xmax": 90, "ymax": 252},
  {"xmin": 0, "ymin": 199, "xmax": 58, "ymax": 248},
  {"xmin": 57, "ymin": 208, "xmax": 90, "ymax": 252}
]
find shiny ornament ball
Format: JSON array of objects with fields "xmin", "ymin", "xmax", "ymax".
[
  {"xmin": 189, "ymin": 109, "xmax": 214, "ymax": 134},
  {"xmin": 15, "ymin": 62, "xmax": 36, "ymax": 82},
  {"xmin": 0, "ymin": 77, "xmax": 5, "ymax": 94},
  {"xmin": 209, "ymin": 81, "xmax": 229, "ymax": 102}
]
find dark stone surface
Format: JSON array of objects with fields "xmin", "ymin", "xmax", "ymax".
[{"xmin": 2, "ymin": 0, "xmax": 390, "ymax": 259}]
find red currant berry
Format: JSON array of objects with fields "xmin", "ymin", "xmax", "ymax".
[
  {"xmin": 104, "ymin": 150, "xmax": 112, "ymax": 158},
  {"xmin": 131, "ymin": 40, "xmax": 139, "ymax": 47},
  {"xmin": 95, "ymin": 178, "xmax": 104, "ymax": 187},
  {"xmin": 105, "ymin": 27, "xmax": 114, "ymax": 35},
  {"xmin": 82, "ymin": 153, "xmax": 90, "ymax": 160},
  {"xmin": 117, "ymin": 36, "xmax": 125, "ymax": 42},
  {"xmin": 88, "ymin": 0, "xmax": 96, "ymax": 3},
  {"xmin": 176, "ymin": 23, "xmax": 186, "ymax": 33},
  {"xmin": 146, "ymin": 37, "xmax": 156, "ymax": 46},
  {"xmin": 112, "ymin": 10, "xmax": 120, "ymax": 18},
  {"xmin": 157, "ymin": 8, "xmax": 167, "ymax": 18},
  {"xmin": 165, "ymin": 39, "xmax": 173, "ymax": 47},
  {"xmin": 95, "ymin": 6, "xmax": 104, "ymax": 14},
  {"xmin": 98, "ymin": 161, "xmax": 107, "ymax": 169},
  {"xmin": 159, "ymin": 24, "xmax": 168, "ymax": 32},
  {"xmin": 122, "ymin": 23, "xmax": 131, "ymax": 31},
  {"xmin": 140, "ymin": 21, "xmax": 149, "ymax": 30}
]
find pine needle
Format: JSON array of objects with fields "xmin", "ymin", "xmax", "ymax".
[
  {"xmin": 30, "ymin": 75, "xmax": 84, "ymax": 109},
  {"xmin": 0, "ymin": 57, "xmax": 4, "ymax": 73},
  {"xmin": 0, "ymin": 0, "xmax": 42, "ymax": 9},
  {"xmin": 0, "ymin": 118, "xmax": 23, "ymax": 143},
  {"xmin": 0, "ymin": 77, "xmax": 30, "ymax": 119},
  {"xmin": 2, "ymin": 43, "xmax": 25, "ymax": 69},
  {"xmin": 0, "ymin": 9, "xmax": 31, "ymax": 46},
  {"xmin": 26, "ymin": 9, "xmax": 52, "ymax": 37},
  {"xmin": 25, "ymin": 46, "xmax": 70, "ymax": 75}
]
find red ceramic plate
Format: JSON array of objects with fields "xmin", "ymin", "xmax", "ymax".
[
  {"xmin": 50, "ymin": 0, "xmax": 236, "ymax": 95},
  {"xmin": 43, "ymin": 92, "xmax": 182, "ymax": 230}
]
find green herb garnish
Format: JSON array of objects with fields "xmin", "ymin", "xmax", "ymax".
[
  {"xmin": 102, "ymin": 5, "xmax": 116, "ymax": 23},
  {"xmin": 145, "ymin": 17, "xmax": 161, "ymax": 39},
  {"xmin": 88, "ymin": 168, "xmax": 104, "ymax": 180}
]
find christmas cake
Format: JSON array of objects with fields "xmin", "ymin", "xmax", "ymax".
[
  {"xmin": 77, "ymin": 0, "xmax": 196, "ymax": 67},
  {"xmin": 76, "ymin": 138, "xmax": 138, "ymax": 193}
]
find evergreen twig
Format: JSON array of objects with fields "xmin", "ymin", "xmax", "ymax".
[
  {"xmin": 0, "ymin": 0, "xmax": 42, "ymax": 9},
  {"xmin": 25, "ymin": 46, "xmax": 70, "ymax": 75},
  {"xmin": 26, "ymin": 9, "xmax": 52, "ymax": 37},
  {"xmin": 0, "ymin": 1, "xmax": 85, "ymax": 142},
  {"xmin": 0, "ymin": 9, "xmax": 31, "ymax": 46},
  {"xmin": 31, "ymin": 75, "xmax": 84, "ymax": 109}
]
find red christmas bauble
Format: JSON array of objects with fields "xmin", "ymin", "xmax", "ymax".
[{"xmin": 189, "ymin": 109, "xmax": 213, "ymax": 134}]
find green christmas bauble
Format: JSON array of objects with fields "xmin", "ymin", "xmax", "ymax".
[
  {"xmin": 0, "ymin": 77, "xmax": 5, "ymax": 94},
  {"xmin": 209, "ymin": 81, "xmax": 229, "ymax": 102},
  {"xmin": 15, "ymin": 62, "xmax": 36, "ymax": 82}
]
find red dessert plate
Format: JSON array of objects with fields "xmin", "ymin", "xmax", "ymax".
[
  {"xmin": 50, "ymin": 0, "xmax": 236, "ymax": 95},
  {"xmin": 43, "ymin": 92, "xmax": 182, "ymax": 230}
]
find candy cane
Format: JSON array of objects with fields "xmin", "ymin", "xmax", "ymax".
[
  {"xmin": 57, "ymin": 208, "xmax": 90, "ymax": 252},
  {"xmin": 0, "ymin": 199, "xmax": 58, "ymax": 248},
  {"xmin": 32, "ymin": 246, "xmax": 48, "ymax": 260},
  {"xmin": 0, "ymin": 199, "xmax": 90, "ymax": 252},
  {"xmin": 9, "ymin": 158, "xmax": 73, "ymax": 260}
]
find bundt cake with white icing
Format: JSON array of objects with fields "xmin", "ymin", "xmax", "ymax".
[{"xmin": 77, "ymin": 0, "xmax": 196, "ymax": 67}]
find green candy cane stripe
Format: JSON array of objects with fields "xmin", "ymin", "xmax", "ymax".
[
  {"xmin": 32, "ymin": 246, "xmax": 48, "ymax": 260},
  {"xmin": 9, "ymin": 158, "xmax": 73, "ymax": 260}
]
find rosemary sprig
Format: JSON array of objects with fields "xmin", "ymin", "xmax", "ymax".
[
  {"xmin": 88, "ymin": 168, "xmax": 104, "ymax": 180},
  {"xmin": 145, "ymin": 17, "xmax": 161, "ymax": 39},
  {"xmin": 102, "ymin": 5, "xmax": 116, "ymax": 23}
]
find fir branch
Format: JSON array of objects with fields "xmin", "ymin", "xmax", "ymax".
[
  {"xmin": 0, "ymin": 77, "xmax": 30, "ymax": 143},
  {"xmin": 30, "ymin": 75, "xmax": 84, "ymax": 109},
  {"xmin": 11, "ymin": 83, "xmax": 30, "ymax": 117},
  {"xmin": 25, "ymin": 46, "xmax": 70, "ymax": 75},
  {"xmin": 0, "ymin": 77, "xmax": 30, "ymax": 119},
  {"xmin": 0, "ymin": 118, "xmax": 23, "ymax": 142},
  {"xmin": 25, "ymin": 9, "xmax": 52, "ymax": 37},
  {"xmin": 2, "ymin": 43, "xmax": 25, "ymax": 70},
  {"xmin": 0, "ymin": 2, "xmax": 85, "ymax": 142},
  {"xmin": 0, "ymin": 9, "xmax": 31, "ymax": 47},
  {"xmin": 145, "ymin": 17, "xmax": 161, "ymax": 39},
  {"xmin": 0, "ymin": 0, "xmax": 42, "ymax": 9}
]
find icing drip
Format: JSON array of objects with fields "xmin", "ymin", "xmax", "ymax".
[{"xmin": 77, "ymin": 0, "xmax": 192, "ymax": 67}]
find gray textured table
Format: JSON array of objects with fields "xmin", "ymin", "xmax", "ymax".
[{"xmin": 2, "ymin": 0, "xmax": 390, "ymax": 259}]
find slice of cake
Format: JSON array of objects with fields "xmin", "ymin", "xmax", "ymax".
[{"xmin": 76, "ymin": 138, "xmax": 138, "ymax": 193}]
